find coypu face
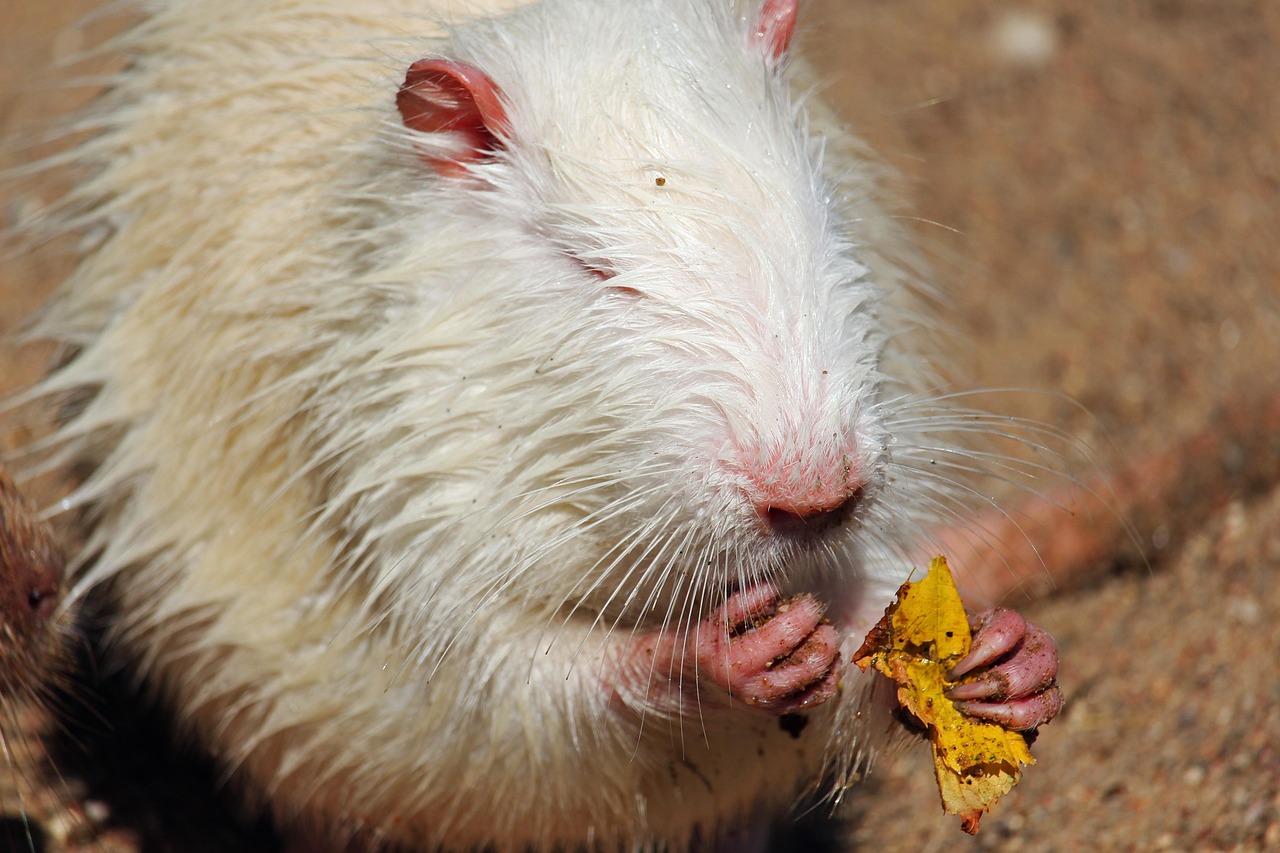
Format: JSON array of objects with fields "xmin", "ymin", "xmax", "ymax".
[{"xmin": 373, "ymin": 0, "xmax": 889, "ymax": 628}]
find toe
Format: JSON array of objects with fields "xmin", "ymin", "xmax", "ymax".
[
  {"xmin": 711, "ymin": 583, "xmax": 782, "ymax": 632},
  {"xmin": 737, "ymin": 622, "xmax": 840, "ymax": 703},
  {"xmin": 947, "ymin": 623, "xmax": 1058, "ymax": 700},
  {"xmin": 949, "ymin": 607, "xmax": 1026, "ymax": 678},
  {"xmin": 955, "ymin": 685, "xmax": 1063, "ymax": 731},
  {"xmin": 699, "ymin": 595, "xmax": 828, "ymax": 692}
]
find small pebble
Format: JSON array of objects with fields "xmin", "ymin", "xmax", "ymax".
[
  {"xmin": 989, "ymin": 9, "xmax": 1059, "ymax": 67},
  {"xmin": 82, "ymin": 798, "xmax": 111, "ymax": 825}
]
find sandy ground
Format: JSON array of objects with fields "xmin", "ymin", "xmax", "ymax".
[{"xmin": 0, "ymin": 1, "xmax": 1277, "ymax": 851}]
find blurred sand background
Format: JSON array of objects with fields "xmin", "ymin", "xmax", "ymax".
[{"xmin": 1, "ymin": 1, "xmax": 1278, "ymax": 850}]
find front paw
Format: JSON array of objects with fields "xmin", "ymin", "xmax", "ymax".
[
  {"xmin": 945, "ymin": 607, "xmax": 1063, "ymax": 731},
  {"xmin": 694, "ymin": 584, "xmax": 842, "ymax": 715},
  {"xmin": 613, "ymin": 584, "xmax": 843, "ymax": 719}
]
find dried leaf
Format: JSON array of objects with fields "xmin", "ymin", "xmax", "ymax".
[{"xmin": 852, "ymin": 556, "xmax": 1034, "ymax": 834}]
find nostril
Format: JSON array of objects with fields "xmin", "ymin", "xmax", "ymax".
[{"xmin": 761, "ymin": 486, "xmax": 863, "ymax": 535}]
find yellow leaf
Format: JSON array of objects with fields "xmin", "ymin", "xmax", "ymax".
[{"xmin": 852, "ymin": 556, "xmax": 1034, "ymax": 835}]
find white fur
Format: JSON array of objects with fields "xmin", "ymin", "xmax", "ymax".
[{"xmin": 14, "ymin": 0, "xmax": 946, "ymax": 849}]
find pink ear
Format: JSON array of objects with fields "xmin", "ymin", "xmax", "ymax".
[
  {"xmin": 397, "ymin": 59, "xmax": 511, "ymax": 177},
  {"xmin": 754, "ymin": 0, "xmax": 798, "ymax": 61}
]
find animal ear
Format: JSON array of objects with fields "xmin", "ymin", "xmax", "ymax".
[
  {"xmin": 754, "ymin": 0, "xmax": 798, "ymax": 62},
  {"xmin": 397, "ymin": 58, "xmax": 511, "ymax": 177}
]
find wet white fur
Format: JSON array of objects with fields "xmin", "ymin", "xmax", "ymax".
[{"xmin": 15, "ymin": 0, "xmax": 954, "ymax": 849}]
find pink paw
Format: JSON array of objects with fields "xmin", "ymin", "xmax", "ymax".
[
  {"xmin": 694, "ymin": 584, "xmax": 842, "ymax": 715},
  {"xmin": 946, "ymin": 607, "xmax": 1063, "ymax": 731}
]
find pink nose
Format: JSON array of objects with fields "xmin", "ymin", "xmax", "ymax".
[{"xmin": 754, "ymin": 481, "xmax": 864, "ymax": 535}]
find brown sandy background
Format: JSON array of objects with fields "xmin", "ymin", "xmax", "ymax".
[{"xmin": 1, "ymin": 1, "xmax": 1278, "ymax": 850}]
